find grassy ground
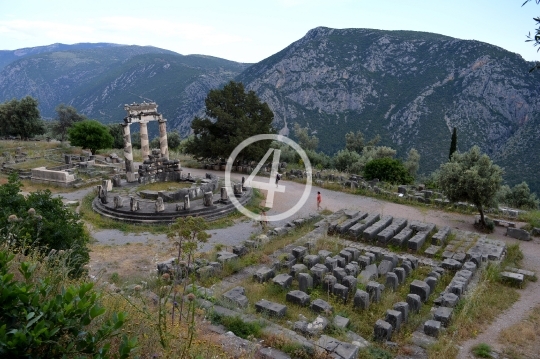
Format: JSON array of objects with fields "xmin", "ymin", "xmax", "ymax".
[
  {"xmin": 136, "ymin": 181, "xmax": 193, "ymax": 192},
  {"xmin": 498, "ymin": 305, "xmax": 540, "ymax": 359}
]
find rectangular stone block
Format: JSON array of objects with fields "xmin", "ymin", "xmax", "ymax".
[
  {"xmin": 349, "ymin": 213, "xmax": 380, "ymax": 238},
  {"xmin": 286, "ymin": 290, "xmax": 311, "ymax": 306},
  {"xmin": 391, "ymin": 227, "xmax": 413, "ymax": 247},
  {"xmin": 358, "ymin": 264, "xmax": 378, "ymax": 284},
  {"xmin": 298, "ymin": 273, "xmax": 313, "ymax": 292},
  {"xmin": 424, "ymin": 320, "xmax": 441, "ymax": 337},
  {"xmin": 406, "ymin": 293, "xmax": 422, "ymax": 313},
  {"xmin": 255, "ymin": 299, "xmax": 287, "ymax": 317},
  {"xmin": 353, "ymin": 289, "xmax": 369, "ymax": 310},
  {"xmin": 333, "ymin": 283, "xmax": 349, "ymax": 302},
  {"xmin": 311, "ymin": 298, "xmax": 333, "ymax": 314},
  {"xmin": 393, "ymin": 267, "xmax": 406, "ymax": 284},
  {"xmin": 303, "ymin": 254, "xmax": 319, "ymax": 269},
  {"xmin": 253, "ymin": 267, "xmax": 275, "ymax": 283},
  {"xmin": 366, "ymin": 281, "xmax": 383, "ymax": 303},
  {"xmin": 433, "ymin": 306, "xmax": 453, "ymax": 327},
  {"xmin": 333, "ymin": 267, "xmax": 347, "ymax": 283},
  {"xmin": 342, "ymin": 275, "xmax": 357, "ymax": 290},
  {"xmin": 311, "ymin": 263, "xmax": 328, "ymax": 287},
  {"xmin": 410, "ymin": 279, "xmax": 431, "ymax": 302},
  {"xmin": 322, "ymin": 275, "xmax": 337, "ymax": 293},
  {"xmin": 408, "ymin": 232, "xmax": 427, "ymax": 251},
  {"xmin": 432, "ymin": 226, "xmax": 451, "ymax": 245},
  {"xmin": 393, "ymin": 302, "xmax": 409, "ymax": 323},
  {"xmin": 378, "ymin": 260, "xmax": 394, "ymax": 276},
  {"xmin": 374, "ymin": 319, "xmax": 393, "ymax": 342},
  {"xmin": 343, "ymin": 247, "xmax": 361, "ymax": 261},
  {"xmin": 386, "ymin": 272, "xmax": 399, "ymax": 292},
  {"xmin": 222, "ymin": 286, "xmax": 248, "ymax": 308},
  {"xmin": 338, "ymin": 249, "xmax": 353, "ymax": 264},
  {"xmin": 336, "ymin": 212, "xmax": 367, "ymax": 234},
  {"xmin": 272, "ymin": 273, "xmax": 293, "ymax": 289},
  {"xmin": 385, "ymin": 309, "xmax": 403, "ymax": 332},
  {"xmin": 290, "ymin": 263, "xmax": 308, "ymax": 278}
]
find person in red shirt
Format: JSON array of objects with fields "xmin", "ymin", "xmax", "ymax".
[{"xmin": 317, "ymin": 191, "xmax": 322, "ymax": 210}]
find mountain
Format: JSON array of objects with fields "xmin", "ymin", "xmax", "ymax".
[
  {"xmin": 236, "ymin": 27, "xmax": 540, "ymax": 193},
  {"xmin": 0, "ymin": 44, "xmax": 249, "ymax": 138},
  {"xmin": 1, "ymin": 29, "xmax": 539, "ymax": 193}
]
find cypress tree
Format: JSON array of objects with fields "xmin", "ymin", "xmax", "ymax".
[{"xmin": 449, "ymin": 127, "xmax": 457, "ymax": 160}]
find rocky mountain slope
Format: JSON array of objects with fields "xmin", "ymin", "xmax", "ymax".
[
  {"xmin": 237, "ymin": 27, "xmax": 540, "ymax": 192},
  {"xmin": 0, "ymin": 45, "xmax": 248, "ymax": 137},
  {"xmin": 1, "ymin": 28, "xmax": 539, "ymax": 192}
]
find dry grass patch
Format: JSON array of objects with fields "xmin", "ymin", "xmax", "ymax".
[{"xmin": 498, "ymin": 305, "xmax": 540, "ymax": 359}]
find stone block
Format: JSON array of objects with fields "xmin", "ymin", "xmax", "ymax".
[
  {"xmin": 358, "ymin": 255, "xmax": 371, "ymax": 270},
  {"xmin": 463, "ymin": 261, "xmax": 477, "ymax": 273},
  {"xmin": 311, "ymin": 298, "xmax": 333, "ymax": 314},
  {"xmin": 400, "ymin": 262, "xmax": 412, "ymax": 276},
  {"xmin": 334, "ymin": 315, "xmax": 350, "ymax": 329},
  {"xmin": 410, "ymin": 279, "xmax": 431, "ymax": 302},
  {"xmin": 393, "ymin": 267, "xmax": 406, "ymax": 284},
  {"xmin": 222, "ymin": 287, "xmax": 248, "ymax": 308},
  {"xmin": 253, "ymin": 267, "xmax": 275, "ymax": 283},
  {"xmin": 311, "ymin": 263, "xmax": 328, "ymax": 287},
  {"xmin": 378, "ymin": 259, "xmax": 394, "ymax": 277},
  {"xmin": 424, "ymin": 320, "xmax": 441, "ymax": 338},
  {"xmin": 344, "ymin": 262, "xmax": 359, "ymax": 277},
  {"xmin": 292, "ymin": 246, "xmax": 307, "ymax": 260},
  {"xmin": 433, "ymin": 307, "xmax": 453, "ymax": 327},
  {"xmin": 217, "ymin": 252, "xmax": 239, "ymax": 264},
  {"xmin": 322, "ymin": 275, "xmax": 337, "ymax": 293},
  {"xmin": 333, "ymin": 267, "xmax": 348, "ymax": 283},
  {"xmin": 333, "ymin": 283, "xmax": 349, "ymax": 302},
  {"xmin": 366, "ymin": 281, "xmax": 383, "ymax": 303},
  {"xmin": 393, "ymin": 302, "xmax": 409, "ymax": 323},
  {"xmin": 358, "ymin": 263, "xmax": 378, "ymax": 284},
  {"xmin": 501, "ymin": 271, "xmax": 524, "ymax": 285},
  {"xmin": 318, "ymin": 249, "xmax": 332, "ymax": 258},
  {"xmin": 333, "ymin": 255, "xmax": 347, "ymax": 268},
  {"xmin": 365, "ymin": 251, "xmax": 378, "ymax": 262},
  {"xmin": 232, "ymin": 245, "xmax": 248, "ymax": 256},
  {"xmin": 406, "ymin": 293, "xmax": 422, "ymax": 313},
  {"xmin": 507, "ymin": 227, "xmax": 531, "ymax": 241},
  {"xmin": 385, "ymin": 309, "xmax": 403, "ymax": 332},
  {"xmin": 383, "ymin": 254, "xmax": 398, "ymax": 268},
  {"xmin": 303, "ymin": 254, "xmax": 319, "ymax": 269},
  {"xmin": 386, "ymin": 272, "xmax": 399, "ymax": 291},
  {"xmin": 290, "ymin": 263, "xmax": 308, "ymax": 278},
  {"xmin": 374, "ymin": 319, "xmax": 393, "ymax": 342},
  {"xmin": 441, "ymin": 292, "xmax": 459, "ymax": 307},
  {"xmin": 391, "ymin": 227, "xmax": 413, "ymax": 247},
  {"xmin": 298, "ymin": 273, "xmax": 313, "ymax": 292},
  {"xmin": 408, "ymin": 232, "xmax": 428, "ymax": 251},
  {"xmin": 255, "ymin": 299, "xmax": 287, "ymax": 317},
  {"xmin": 286, "ymin": 290, "xmax": 311, "ymax": 306},
  {"xmin": 432, "ymin": 226, "xmax": 451, "ymax": 245},
  {"xmin": 441, "ymin": 258, "xmax": 463, "ymax": 271},
  {"xmin": 452, "ymin": 252, "xmax": 467, "ymax": 263},
  {"xmin": 424, "ymin": 276, "xmax": 438, "ymax": 293},
  {"xmin": 342, "ymin": 275, "xmax": 357, "ymax": 290},
  {"xmin": 343, "ymin": 247, "xmax": 360, "ymax": 261},
  {"xmin": 273, "ymin": 273, "xmax": 293, "ymax": 289},
  {"xmin": 456, "ymin": 270, "xmax": 473, "ymax": 284},
  {"xmin": 325, "ymin": 257, "xmax": 338, "ymax": 271},
  {"xmin": 424, "ymin": 245, "xmax": 441, "ymax": 257},
  {"xmin": 349, "ymin": 213, "xmax": 380, "ymax": 238},
  {"xmin": 353, "ymin": 289, "xmax": 370, "ymax": 310},
  {"xmin": 338, "ymin": 249, "xmax": 353, "ymax": 264}
]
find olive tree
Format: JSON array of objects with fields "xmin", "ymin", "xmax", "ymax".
[{"xmin": 438, "ymin": 146, "xmax": 503, "ymax": 227}]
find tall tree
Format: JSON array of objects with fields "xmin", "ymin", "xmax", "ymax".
[
  {"xmin": 449, "ymin": 127, "xmax": 457, "ymax": 160},
  {"xmin": 107, "ymin": 124, "xmax": 125, "ymax": 149},
  {"xmin": 438, "ymin": 146, "xmax": 503, "ymax": 227},
  {"xmin": 345, "ymin": 130, "xmax": 365, "ymax": 153},
  {"xmin": 185, "ymin": 81, "xmax": 275, "ymax": 162},
  {"xmin": 0, "ymin": 96, "xmax": 44, "ymax": 139},
  {"xmin": 293, "ymin": 123, "xmax": 319, "ymax": 151},
  {"xmin": 404, "ymin": 148, "xmax": 421, "ymax": 178},
  {"xmin": 52, "ymin": 104, "xmax": 87, "ymax": 141},
  {"xmin": 68, "ymin": 120, "xmax": 114, "ymax": 154}
]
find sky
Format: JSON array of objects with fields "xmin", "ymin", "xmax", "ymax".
[{"xmin": 0, "ymin": 0, "xmax": 538, "ymax": 64}]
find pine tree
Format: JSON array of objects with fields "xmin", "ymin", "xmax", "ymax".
[{"xmin": 449, "ymin": 127, "xmax": 457, "ymax": 160}]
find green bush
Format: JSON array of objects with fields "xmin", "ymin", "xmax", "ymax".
[
  {"xmin": 471, "ymin": 343, "xmax": 492, "ymax": 358},
  {"xmin": 209, "ymin": 313, "xmax": 263, "ymax": 339},
  {"xmin": 0, "ymin": 248, "xmax": 137, "ymax": 358},
  {"xmin": 364, "ymin": 157, "xmax": 413, "ymax": 184},
  {"xmin": 0, "ymin": 173, "xmax": 90, "ymax": 277}
]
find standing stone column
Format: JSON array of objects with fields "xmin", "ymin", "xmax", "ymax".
[
  {"xmin": 139, "ymin": 121, "xmax": 150, "ymax": 161},
  {"xmin": 122, "ymin": 124, "xmax": 134, "ymax": 174},
  {"xmin": 221, "ymin": 187, "xmax": 228, "ymax": 201},
  {"xmin": 158, "ymin": 119, "xmax": 169, "ymax": 160},
  {"xmin": 184, "ymin": 195, "xmax": 190, "ymax": 210},
  {"xmin": 203, "ymin": 192, "xmax": 213, "ymax": 207}
]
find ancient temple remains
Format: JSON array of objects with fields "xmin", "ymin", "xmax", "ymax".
[{"xmin": 122, "ymin": 102, "xmax": 176, "ymax": 182}]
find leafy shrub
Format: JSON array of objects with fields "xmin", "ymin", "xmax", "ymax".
[
  {"xmin": 0, "ymin": 247, "xmax": 137, "ymax": 358},
  {"xmin": 472, "ymin": 343, "xmax": 492, "ymax": 358},
  {"xmin": 333, "ymin": 149, "xmax": 361, "ymax": 172},
  {"xmin": 364, "ymin": 158, "xmax": 413, "ymax": 184},
  {"xmin": 209, "ymin": 313, "xmax": 263, "ymax": 339},
  {"xmin": 0, "ymin": 174, "xmax": 90, "ymax": 277}
]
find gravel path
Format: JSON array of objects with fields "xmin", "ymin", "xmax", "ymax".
[{"xmin": 55, "ymin": 168, "xmax": 540, "ymax": 358}]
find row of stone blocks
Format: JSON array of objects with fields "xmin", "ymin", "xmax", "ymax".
[
  {"xmin": 328, "ymin": 210, "xmax": 451, "ymax": 251},
  {"xmin": 424, "ymin": 260, "xmax": 479, "ymax": 337}
]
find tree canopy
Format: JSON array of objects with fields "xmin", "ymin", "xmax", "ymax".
[
  {"xmin": 364, "ymin": 157, "xmax": 413, "ymax": 184},
  {"xmin": 52, "ymin": 104, "xmax": 87, "ymax": 141},
  {"xmin": 524, "ymin": 0, "xmax": 540, "ymax": 71},
  {"xmin": 293, "ymin": 123, "xmax": 319, "ymax": 151},
  {"xmin": 438, "ymin": 146, "xmax": 503, "ymax": 227},
  {"xmin": 68, "ymin": 120, "xmax": 114, "ymax": 154},
  {"xmin": 404, "ymin": 148, "xmax": 420, "ymax": 178},
  {"xmin": 185, "ymin": 81, "xmax": 275, "ymax": 162},
  {"xmin": 0, "ymin": 96, "xmax": 45, "ymax": 139},
  {"xmin": 497, "ymin": 181, "xmax": 539, "ymax": 209}
]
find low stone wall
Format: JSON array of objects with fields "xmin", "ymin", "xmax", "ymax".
[{"xmin": 31, "ymin": 167, "xmax": 77, "ymax": 187}]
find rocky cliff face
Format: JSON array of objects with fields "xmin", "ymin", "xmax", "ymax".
[{"xmin": 237, "ymin": 27, "xmax": 540, "ymax": 192}]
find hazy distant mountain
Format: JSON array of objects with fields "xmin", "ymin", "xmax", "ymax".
[
  {"xmin": 0, "ymin": 44, "xmax": 249, "ymax": 138},
  {"xmin": 1, "ymin": 28, "xmax": 539, "ymax": 193}
]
